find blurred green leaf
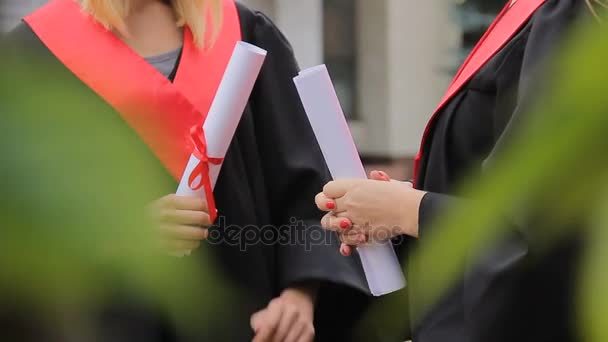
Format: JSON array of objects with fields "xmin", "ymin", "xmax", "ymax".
[{"xmin": 0, "ymin": 42, "xmax": 234, "ymax": 339}]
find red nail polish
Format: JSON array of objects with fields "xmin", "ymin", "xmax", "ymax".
[
  {"xmin": 340, "ymin": 220, "xmax": 350, "ymax": 229},
  {"xmin": 326, "ymin": 201, "xmax": 336, "ymax": 210},
  {"xmin": 379, "ymin": 171, "xmax": 390, "ymax": 181}
]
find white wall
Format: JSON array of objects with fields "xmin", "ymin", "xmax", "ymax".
[
  {"xmin": 240, "ymin": 0, "xmax": 460, "ymax": 158},
  {"xmin": 240, "ymin": 0, "xmax": 323, "ymax": 68},
  {"xmin": 385, "ymin": 0, "xmax": 459, "ymax": 156}
]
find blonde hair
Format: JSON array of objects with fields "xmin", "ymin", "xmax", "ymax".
[
  {"xmin": 586, "ymin": 0, "xmax": 608, "ymax": 22},
  {"xmin": 79, "ymin": 0, "xmax": 222, "ymax": 47}
]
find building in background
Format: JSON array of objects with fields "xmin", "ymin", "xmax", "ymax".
[{"xmin": 242, "ymin": 0, "xmax": 503, "ymax": 179}]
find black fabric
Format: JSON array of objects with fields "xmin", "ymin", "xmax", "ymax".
[
  {"xmin": 412, "ymin": 1, "xmax": 587, "ymax": 341},
  {"xmin": 167, "ymin": 47, "xmax": 182, "ymax": 82},
  {"xmin": 417, "ymin": 192, "xmax": 454, "ymax": 238},
  {"xmin": 2, "ymin": 2, "xmax": 370, "ymax": 341}
]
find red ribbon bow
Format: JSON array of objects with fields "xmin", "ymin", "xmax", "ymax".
[{"xmin": 189, "ymin": 125, "xmax": 224, "ymax": 223}]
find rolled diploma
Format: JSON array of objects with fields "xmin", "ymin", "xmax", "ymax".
[
  {"xmin": 293, "ymin": 65, "xmax": 405, "ymax": 296},
  {"xmin": 174, "ymin": 41, "xmax": 267, "ymax": 256}
]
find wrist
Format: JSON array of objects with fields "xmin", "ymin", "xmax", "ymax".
[
  {"xmin": 398, "ymin": 189, "xmax": 426, "ymax": 238},
  {"xmin": 282, "ymin": 283, "xmax": 318, "ymax": 302}
]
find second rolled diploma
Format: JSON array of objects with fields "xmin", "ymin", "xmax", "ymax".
[{"xmin": 294, "ymin": 65, "xmax": 406, "ymax": 296}]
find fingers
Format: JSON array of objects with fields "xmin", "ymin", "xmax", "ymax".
[
  {"xmin": 320, "ymin": 213, "xmax": 364, "ymax": 254},
  {"xmin": 339, "ymin": 243, "xmax": 353, "ymax": 257},
  {"xmin": 155, "ymin": 194, "xmax": 208, "ymax": 212},
  {"xmin": 159, "ymin": 224, "xmax": 209, "ymax": 240},
  {"xmin": 296, "ymin": 326, "xmax": 315, "ymax": 342},
  {"xmin": 286, "ymin": 320, "xmax": 314, "ymax": 342},
  {"xmin": 284, "ymin": 323, "xmax": 306, "ymax": 342},
  {"xmin": 250, "ymin": 309, "xmax": 265, "ymax": 334},
  {"xmin": 274, "ymin": 304, "xmax": 299, "ymax": 342},
  {"xmin": 369, "ymin": 170, "xmax": 414, "ymax": 187},
  {"xmin": 160, "ymin": 239, "xmax": 201, "ymax": 253},
  {"xmin": 322, "ymin": 179, "xmax": 362, "ymax": 199},
  {"xmin": 158, "ymin": 209, "xmax": 211, "ymax": 227},
  {"xmin": 252, "ymin": 295, "xmax": 315, "ymax": 342},
  {"xmin": 252, "ymin": 299, "xmax": 283, "ymax": 342},
  {"xmin": 339, "ymin": 230, "xmax": 367, "ymax": 246},
  {"xmin": 314, "ymin": 192, "xmax": 335, "ymax": 212},
  {"xmin": 320, "ymin": 213, "xmax": 352, "ymax": 232},
  {"xmin": 316, "ymin": 192, "xmax": 350, "ymax": 214},
  {"xmin": 369, "ymin": 170, "xmax": 391, "ymax": 181}
]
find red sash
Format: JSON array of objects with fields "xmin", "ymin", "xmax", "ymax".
[
  {"xmin": 413, "ymin": 0, "xmax": 546, "ymax": 185},
  {"xmin": 24, "ymin": 0, "xmax": 242, "ymax": 221}
]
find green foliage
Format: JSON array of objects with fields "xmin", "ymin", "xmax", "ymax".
[{"xmin": 0, "ymin": 45, "xmax": 233, "ymax": 338}]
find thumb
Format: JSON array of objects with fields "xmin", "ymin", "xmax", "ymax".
[{"xmin": 369, "ymin": 170, "xmax": 391, "ymax": 182}]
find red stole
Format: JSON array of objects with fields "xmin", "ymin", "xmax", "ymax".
[
  {"xmin": 413, "ymin": 0, "xmax": 546, "ymax": 185},
  {"xmin": 24, "ymin": 0, "xmax": 242, "ymax": 221}
]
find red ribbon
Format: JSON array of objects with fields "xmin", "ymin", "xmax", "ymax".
[{"xmin": 188, "ymin": 125, "xmax": 224, "ymax": 222}]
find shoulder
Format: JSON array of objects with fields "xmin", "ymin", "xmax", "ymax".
[
  {"xmin": 532, "ymin": 0, "xmax": 590, "ymax": 26},
  {"xmin": 235, "ymin": 1, "xmax": 292, "ymax": 49},
  {"xmin": 519, "ymin": 0, "xmax": 590, "ymax": 61},
  {"xmin": 235, "ymin": 1, "xmax": 272, "ymax": 28}
]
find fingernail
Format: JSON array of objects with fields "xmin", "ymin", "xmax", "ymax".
[
  {"xmin": 326, "ymin": 201, "xmax": 336, "ymax": 210},
  {"xmin": 340, "ymin": 245, "xmax": 350, "ymax": 256},
  {"xmin": 339, "ymin": 220, "xmax": 351, "ymax": 229},
  {"xmin": 379, "ymin": 171, "xmax": 390, "ymax": 181}
]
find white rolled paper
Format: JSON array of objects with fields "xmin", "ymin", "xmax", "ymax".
[
  {"xmin": 174, "ymin": 41, "xmax": 267, "ymax": 256},
  {"xmin": 293, "ymin": 65, "xmax": 406, "ymax": 296}
]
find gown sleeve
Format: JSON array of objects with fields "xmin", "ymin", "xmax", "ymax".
[
  {"xmin": 417, "ymin": 0, "xmax": 588, "ymax": 237},
  {"xmin": 246, "ymin": 11, "xmax": 369, "ymax": 294}
]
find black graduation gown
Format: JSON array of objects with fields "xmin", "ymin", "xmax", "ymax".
[
  {"xmin": 3, "ymin": 3, "xmax": 369, "ymax": 341},
  {"xmin": 413, "ymin": 1, "xmax": 586, "ymax": 341}
]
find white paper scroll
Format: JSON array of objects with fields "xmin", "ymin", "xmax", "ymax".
[
  {"xmin": 175, "ymin": 41, "xmax": 267, "ymax": 256},
  {"xmin": 294, "ymin": 65, "xmax": 406, "ymax": 296}
]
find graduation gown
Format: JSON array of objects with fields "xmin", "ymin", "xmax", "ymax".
[
  {"xmin": 411, "ymin": 1, "xmax": 587, "ymax": 341},
  {"xmin": 3, "ymin": 1, "xmax": 369, "ymax": 340}
]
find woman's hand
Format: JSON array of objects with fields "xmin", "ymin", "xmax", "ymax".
[
  {"xmin": 150, "ymin": 194, "xmax": 211, "ymax": 255},
  {"xmin": 315, "ymin": 171, "xmax": 426, "ymax": 256},
  {"xmin": 250, "ymin": 286, "xmax": 316, "ymax": 342}
]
